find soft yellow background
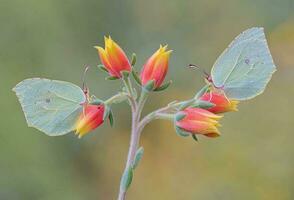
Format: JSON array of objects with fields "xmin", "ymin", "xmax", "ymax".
[{"xmin": 1, "ymin": 0, "xmax": 293, "ymax": 199}]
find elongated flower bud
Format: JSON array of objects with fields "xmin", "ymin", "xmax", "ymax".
[
  {"xmin": 140, "ymin": 45, "xmax": 172, "ymax": 89},
  {"xmin": 75, "ymin": 105, "xmax": 104, "ymax": 138},
  {"xmin": 95, "ymin": 36, "xmax": 131, "ymax": 78},
  {"xmin": 200, "ymin": 92, "xmax": 239, "ymax": 113},
  {"xmin": 175, "ymin": 107, "xmax": 222, "ymax": 138}
]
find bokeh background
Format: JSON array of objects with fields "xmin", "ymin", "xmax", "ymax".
[{"xmin": 1, "ymin": 0, "xmax": 294, "ymax": 199}]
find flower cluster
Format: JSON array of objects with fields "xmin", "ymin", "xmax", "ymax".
[
  {"xmin": 74, "ymin": 36, "xmax": 240, "ymax": 139},
  {"xmin": 175, "ymin": 91, "xmax": 239, "ymax": 138},
  {"xmin": 75, "ymin": 37, "xmax": 171, "ymax": 137},
  {"xmin": 71, "ymin": 35, "xmax": 243, "ymax": 141}
]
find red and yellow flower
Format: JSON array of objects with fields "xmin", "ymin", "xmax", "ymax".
[
  {"xmin": 75, "ymin": 104, "xmax": 104, "ymax": 138},
  {"xmin": 200, "ymin": 92, "xmax": 239, "ymax": 113},
  {"xmin": 176, "ymin": 107, "xmax": 222, "ymax": 138},
  {"xmin": 95, "ymin": 36, "xmax": 131, "ymax": 78},
  {"xmin": 140, "ymin": 45, "xmax": 172, "ymax": 89}
]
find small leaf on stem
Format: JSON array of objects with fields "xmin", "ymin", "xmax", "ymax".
[
  {"xmin": 103, "ymin": 106, "xmax": 111, "ymax": 121},
  {"xmin": 133, "ymin": 147, "xmax": 144, "ymax": 169},
  {"xmin": 105, "ymin": 76, "xmax": 119, "ymax": 80},
  {"xmin": 108, "ymin": 110, "xmax": 114, "ymax": 127},
  {"xmin": 131, "ymin": 69, "xmax": 142, "ymax": 86},
  {"xmin": 90, "ymin": 98, "xmax": 104, "ymax": 105},
  {"xmin": 179, "ymin": 99, "xmax": 196, "ymax": 110},
  {"xmin": 131, "ymin": 53, "xmax": 137, "ymax": 66},
  {"xmin": 121, "ymin": 70, "xmax": 130, "ymax": 79},
  {"xmin": 194, "ymin": 84, "xmax": 210, "ymax": 100},
  {"xmin": 191, "ymin": 100, "xmax": 215, "ymax": 109},
  {"xmin": 120, "ymin": 167, "xmax": 133, "ymax": 191}
]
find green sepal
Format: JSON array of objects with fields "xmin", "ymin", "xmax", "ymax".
[
  {"xmin": 121, "ymin": 70, "xmax": 130, "ymax": 79},
  {"xmin": 133, "ymin": 147, "xmax": 144, "ymax": 169},
  {"xmin": 175, "ymin": 126, "xmax": 190, "ymax": 137},
  {"xmin": 97, "ymin": 64, "xmax": 109, "ymax": 73},
  {"xmin": 105, "ymin": 76, "xmax": 119, "ymax": 81},
  {"xmin": 175, "ymin": 113, "xmax": 186, "ymax": 121},
  {"xmin": 179, "ymin": 99, "xmax": 196, "ymax": 110},
  {"xmin": 190, "ymin": 100, "xmax": 215, "ymax": 109},
  {"xmin": 192, "ymin": 134, "xmax": 198, "ymax": 142},
  {"xmin": 131, "ymin": 53, "xmax": 137, "ymax": 66},
  {"xmin": 194, "ymin": 84, "xmax": 210, "ymax": 100},
  {"xmin": 108, "ymin": 110, "xmax": 114, "ymax": 127},
  {"xmin": 143, "ymin": 80, "xmax": 155, "ymax": 92},
  {"xmin": 131, "ymin": 69, "xmax": 142, "ymax": 86},
  {"xmin": 154, "ymin": 80, "xmax": 172, "ymax": 92},
  {"xmin": 90, "ymin": 98, "xmax": 104, "ymax": 105},
  {"xmin": 120, "ymin": 166, "xmax": 133, "ymax": 191},
  {"xmin": 103, "ymin": 106, "xmax": 111, "ymax": 121}
]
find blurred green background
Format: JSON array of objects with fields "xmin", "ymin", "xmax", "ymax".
[{"xmin": 1, "ymin": 0, "xmax": 294, "ymax": 199}]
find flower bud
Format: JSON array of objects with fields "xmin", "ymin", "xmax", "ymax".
[
  {"xmin": 200, "ymin": 92, "xmax": 239, "ymax": 113},
  {"xmin": 175, "ymin": 107, "xmax": 222, "ymax": 138},
  {"xmin": 140, "ymin": 45, "xmax": 172, "ymax": 89},
  {"xmin": 75, "ymin": 104, "xmax": 104, "ymax": 138},
  {"xmin": 95, "ymin": 36, "xmax": 131, "ymax": 78}
]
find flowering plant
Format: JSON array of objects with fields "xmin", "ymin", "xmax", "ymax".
[{"xmin": 13, "ymin": 27, "xmax": 276, "ymax": 200}]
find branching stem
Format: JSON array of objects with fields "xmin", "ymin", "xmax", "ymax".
[
  {"xmin": 117, "ymin": 79, "xmax": 182, "ymax": 200},
  {"xmin": 117, "ymin": 78, "xmax": 148, "ymax": 200}
]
